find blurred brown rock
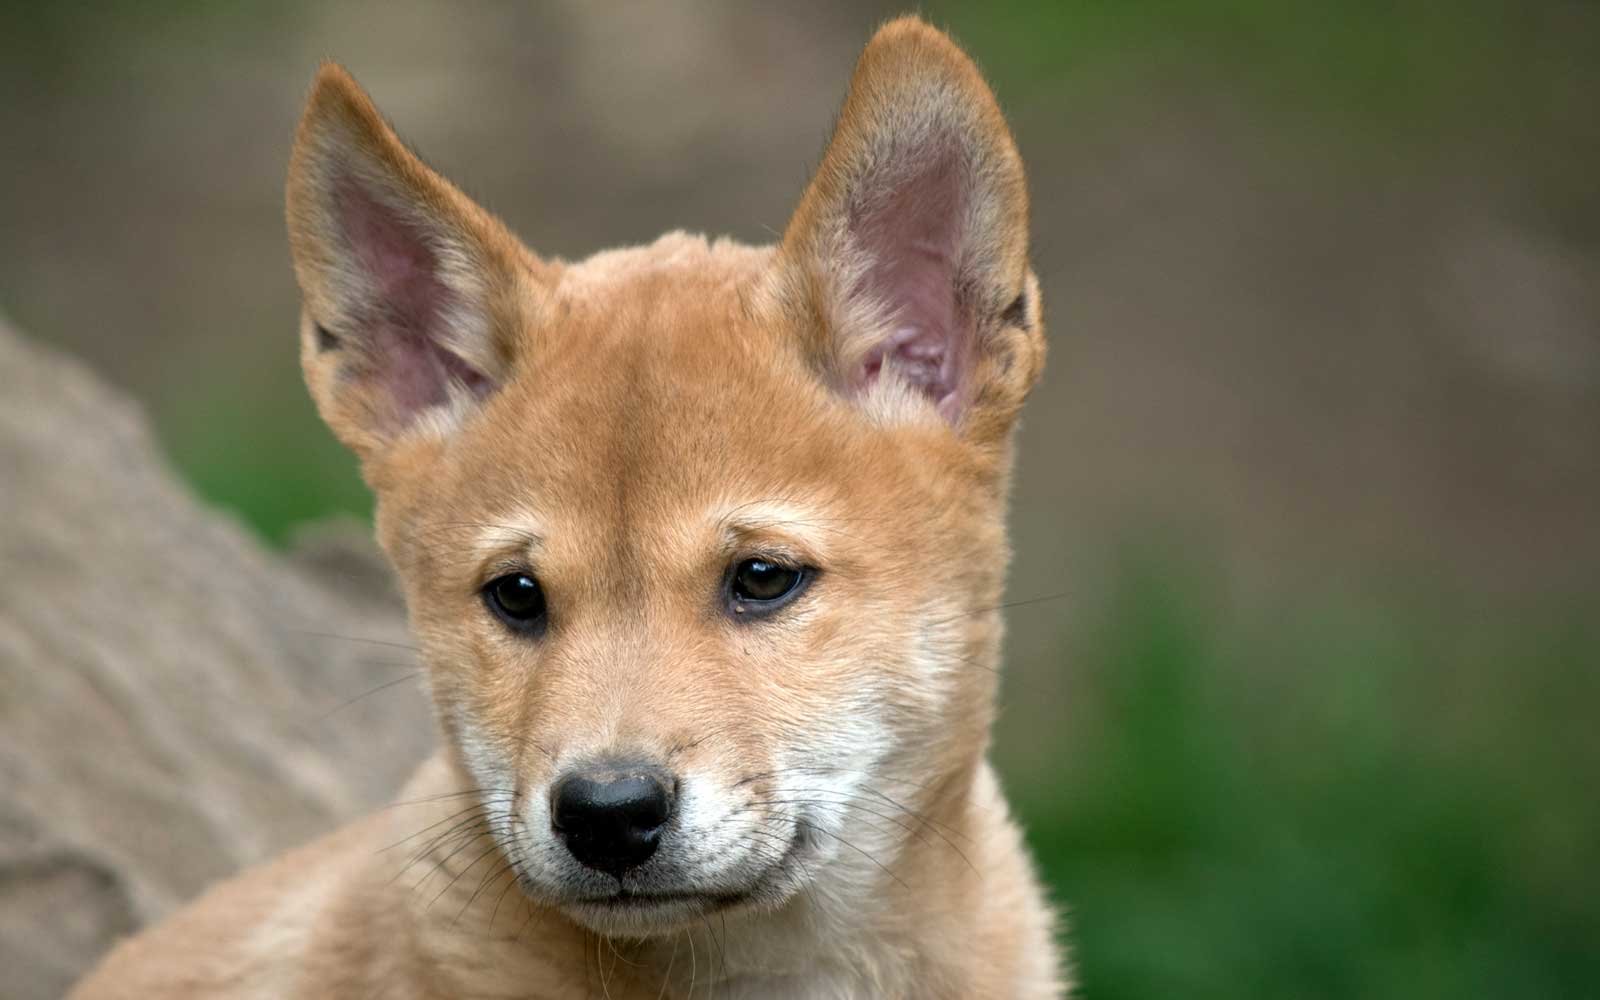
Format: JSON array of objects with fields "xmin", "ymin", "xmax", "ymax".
[{"xmin": 0, "ymin": 316, "xmax": 431, "ymax": 998}]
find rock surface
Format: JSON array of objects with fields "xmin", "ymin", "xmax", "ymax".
[{"xmin": 0, "ymin": 317, "xmax": 432, "ymax": 997}]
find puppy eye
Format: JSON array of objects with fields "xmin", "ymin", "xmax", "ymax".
[
  {"xmin": 483, "ymin": 573, "xmax": 547, "ymax": 633},
  {"xmin": 728, "ymin": 559, "xmax": 809, "ymax": 617}
]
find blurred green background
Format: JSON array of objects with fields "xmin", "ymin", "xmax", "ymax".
[{"xmin": 3, "ymin": 2, "xmax": 1597, "ymax": 996}]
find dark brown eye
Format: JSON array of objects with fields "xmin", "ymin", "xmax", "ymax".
[
  {"xmin": 728, "ymin": 559, "xmax": 808, "ymax": 616},
  {"xmin": 484, "ymin": 573, "xmax": 547, "ymax": 633}
]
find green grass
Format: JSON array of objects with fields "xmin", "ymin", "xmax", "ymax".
[
  {"xmin": 1007, "ymin": 564, "xmax": 1600, "ymax": 998},
  {"xmin": 158, "ymin": 382, "xmax": 370, "ymax": 546}
]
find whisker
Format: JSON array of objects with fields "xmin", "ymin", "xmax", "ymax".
[
  {"xmin": 379, "ymin": 803, "xmax": 491, "ymax": 855},
  {"xmin": 751, "ymin": 796, "xmax": 905, "ymax": 843},
  {"xmin": 490, "ymin": 835, "xmax": 536, "ymax": 930},
  {"xmin": 655, "ymin": 932, "xmax": 680, "ymax": 1000},
  {"xmin": 745, "ymin": 817, "xmax": 825, "ymax": 912},
  {"xmin": 733, "ymin": 764, "xmax": 943, "ymax": 793},
  {"xmin": 454, "ymin": 859, "xmax": 517, "ymax": 929},
  {"xmin": 686, "ymin": 920, "xmax": 697, "ymax": 999},
  {"xmin": 698, "ymin": 913, "xmax": 726, "ymax": 989},
  {"xmin": 406, "ymin": 819, "xmax": 491, "ymax": 889},
  {"xmin": 926, "ymin": 590, "xmax": 1071, "ymax": 627},
  {"xmin": 757, "ymin": 793, "xmax": 976, "ymax": 872},
  {"xmin": 388, "ymin": 812, "xmax": 496, "ymax": 885},
  {"xmin": 772, "ymin": 782, "xmax": 973, "ymax": 842},
  {"xmin": 309, "ymin": 670, "xmax": 423, "ymax": 722},
  {"xmin": 795, "ymin": 818, "xmax": 908, "ymax": 889},
  {"xmin": 287, "ymin": 628, "xmax": 421, "ymax": 653},
  {"xmin": 383, "ymin": 787, "xmax": 518, "ymax": 810},
  {"xmin": 377, "ymin": 797, "xmax": 517, "ymax": 853},
  {"xmin": 426, "ymin": 837, "xmax": 504, "ymax": 912}
]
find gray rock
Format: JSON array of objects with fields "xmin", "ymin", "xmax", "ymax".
[{"xmin": 0, "ymin": 317, "xmax": 432, "ymax": 998}]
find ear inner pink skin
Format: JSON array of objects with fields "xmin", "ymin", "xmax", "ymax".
[
  {"xmin": 334, "ymin": 177, "xmax": 493, "ymax": 421},
  {"xmin": 847, "ymin": 150, "xmax": 970, "ymax": 419}
]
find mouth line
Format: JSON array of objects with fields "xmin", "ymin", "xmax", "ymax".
[
  {"xmin": 538, "ymin": 824, "xmax": 811, "ymax": 919},
  {"xmin": 573, "ymin": 889, "xmax": 752, "ymax": 911}
]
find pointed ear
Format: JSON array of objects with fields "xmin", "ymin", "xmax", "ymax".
[
  {"xmin": 776, "ymin": 18, "xmax": 1043, "ymax": 439},
  {"xmin": 286, "ymin": 64, "xmax": 549, "ymax": 460}
]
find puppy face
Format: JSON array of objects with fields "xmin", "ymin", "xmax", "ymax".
[{"xmin": 286, "ymin": 19, "xmax": 1042, "ymax": 936}]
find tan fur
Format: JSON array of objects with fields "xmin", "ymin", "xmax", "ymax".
[{"xmin": 72, "ymin": 17, "xmax": 1063, "ymax": 999}]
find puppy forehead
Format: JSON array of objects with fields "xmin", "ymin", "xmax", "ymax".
[
  {"xmin": 451, "ymin": 319, "xmax": 855, "ymax": 565},
  {"xmin": 465, "ymin": 252, "xmax": 846, "ymax": 471},
  {"xmin": 548, "ymin": 231, "xmax": 773, "ymax": 305},
  {"xmin": 513, "ymin": 241, "xmax": 796, "ymax": 410},
  {"xmin": 436, "ymin": 233, "xmax": 953, "ymax": 574},
  {"xmin": 467, "ymin": 497, "xmax": 842, "ymax": 567}
]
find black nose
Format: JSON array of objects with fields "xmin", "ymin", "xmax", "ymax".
[{"xmin": 552, "ymin": 766, "xmax": 674, "ymax": 876}]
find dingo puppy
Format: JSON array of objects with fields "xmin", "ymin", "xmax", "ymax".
[{"xmin": 72, "ymin": 16, "xmax": 1061, "ymax": 998}]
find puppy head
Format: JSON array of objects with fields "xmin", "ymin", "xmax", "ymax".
[{"xmin": 287, "ymin": 17, "xmax": 1042, "ymax": 937}]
